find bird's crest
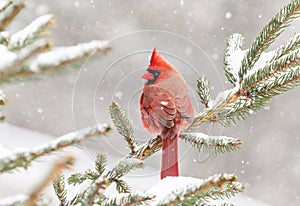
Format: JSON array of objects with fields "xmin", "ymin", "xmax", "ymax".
[{"xmin": 149, "ymin": 48, "xmax": 176, "ymax": 72}]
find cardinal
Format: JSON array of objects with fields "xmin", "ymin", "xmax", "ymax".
[{"xmin": 140, "ymin": 48, "xmax": 194, "ymax": 179}]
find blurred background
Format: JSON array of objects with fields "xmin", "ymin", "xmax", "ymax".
[{"xmin": 2, "ymin": 0, "xmax": 299, "ymax": 205}]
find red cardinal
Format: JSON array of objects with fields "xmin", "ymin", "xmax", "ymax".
[{"xmin": 140, "ymin": 48, "xmax": 194, "ymax": 179}]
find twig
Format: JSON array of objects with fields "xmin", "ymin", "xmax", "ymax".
[
  {"xmin": 25, "ymin": 155, "xmax": 75, "ymax": 206},
  {"xmin": 0, "ymin": 123, "xmax": 111, "ymax": 173}
]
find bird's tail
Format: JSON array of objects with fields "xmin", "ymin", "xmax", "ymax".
[{"xmin": 161, "ymin": 134, "xmax": 179, "ymax": 179}]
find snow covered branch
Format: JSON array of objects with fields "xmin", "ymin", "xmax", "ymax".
[
  {"xmin": 61, "ymin": 157, "xmax": 144, "ymax": 205},
  {"xmin": 9, "ymin": 14, "xmax": 55, "ymax": 50},
  {"xmin": 28, "ymin": 40, "xmax": 110, "ymax": 73},
  {"xmin": 238, "ymin": 0, "xmax": 300, "ymax": 80},
  {"xmin": 0, "ymin": 155, "xmax": 74, "ymax": 206},
  {"xmin": 224, "ymin": 33, "xmax": 245, "ymax": 85},
  {"xmin": 101, "ymin": 192, "xmax": 154, "ymax": 206},
  {"xmin": 109, "ymin": 102, "xmax": 137, "ymax": 154},
  {"xmin": 197, "ymin": 75, "xmax": 211, "ymax": 107},
  {"xmin": 180, "ymin": 133, "xmax": 243, "ymax": 154},
  {"xmin": 0, "ymin": 0, "xmax": 25, "ymax": 31},
  {"xmin": 148, "ymin": 174, "xmax": 245, "ymax": 205},
  {"xmin": 0, "ymin": 123, "xmax": 111, "ymax": 173},
  {"xmin": 188, "ymin": 0, "xmax": 300, "ymax": 127}
]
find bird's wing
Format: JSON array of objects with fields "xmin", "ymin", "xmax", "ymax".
[{"xmin": 140, "ymin": 87, "xmax": 177, "ymax": 134}]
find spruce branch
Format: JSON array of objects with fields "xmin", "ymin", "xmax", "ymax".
[
  {"xmin": 238, "ymin": 0, "xmax": 300, "ymax": 80},
  {"xmin": 0, "ymin": 0, "xmax": 14, "ymax": 13},
  {"xmin": 270, "ymin": 33, "xmax": 300, "ymax": 61},
  {"xmin": 132, "ymin": 135, "xmax": 162, "ymax": 160},
  {"xmin": 28, "ymin": 40, "xmax": 110, "ymax": 73},
  {"xmin": 150, "ymin": 174, "xmax": 244, "ymax": 206},
  {"xmin": 109, "ymin": 102, "xmax": 136, "ymax": 154},
  {"xmin": 79, "ymin": 158, "xmax": 144, "ymax": 205},
  {"xmin": 68, "ymin": 170, "xmax": 99, "ymax": 186},
  {"xmin": 26, "ymin": 155, "xmax": 74, "ymax": 206},
  {"xmin": 180, "ymin": 133, "xmax": 243, "ymax": 154},
  {"xmin": 197, "ymin": 76, "xmax": 211, "ymax": 107},
  {"xmin": 0, "ymin": 0, "xmax": 25, "ymax": 31},
  {"xmin": 0, "ymin": 31, "xmax": 10, "ymax": 45},
  {"xmin": 9, "ymin": 14, "xmax": 55, "ymax": 50},
  {"xmin": 95, "ymin": 153, "xmax": 108, "ymax": 176},
  {"xmin": 0, "ymin": 39, "xmax": 51, "ymax": 77},
  {"xmin": 0, "ymin": 123, "xmax": 111, "ymax": 173},
  {"xmin": 177, "ymin": 174, "xmax": 244, "ymax": 205},
  {"xmin": 224, "ymin": 33, "xmax": 245, "ymax": 84},
  {"xmin": 101, "ymin": 193, "xmax": 154, "ymax": 206},
  {"xmin": 53, "ymin": 174, "xmax": 68, "ymax": 206},
  {"xmin": 67, "ymin": 153, "xmax": 107, "ymax": 186}
]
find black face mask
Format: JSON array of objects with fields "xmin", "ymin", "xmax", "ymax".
[{"xmin": 145, "ymin": 69, "xmax": 161, "ymax": 85}]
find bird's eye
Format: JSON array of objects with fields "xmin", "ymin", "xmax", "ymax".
[{"xmin": 154, "ymin": 70, "xmax": 160, "ymax": 77}]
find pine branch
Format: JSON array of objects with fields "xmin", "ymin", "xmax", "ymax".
[
  {"xmin": 271, "ymin": 33, "xmax": 300, "ymax": 61},
  {"xmin": 104, "ymin": 158, "xmax": 144, "ymax": 181},
  {"xmin": 9, "ymin": 14, "xmax": 55, "ymax": 50},
  {"xmin": 53, "ymin": 174, "xmax": 69, "ymax": 206},
  {"xmin": 224, "ymin": 33, "xmax": 245, "ymax": 84},
  {"xmin": 78, "ymin": 177, "xmax": 110, "ymax": 206},
  {"xmin": 79, "ymin": 158, "xmax": 144, "ymax": 206},
  {"xmin": 132, "ymin": 136, "xmax": 162, "ymax": 160},
  {"xmin": 0, "ymin": 39, "xmax": 51, "ymax": 80},
  {"xmin": 0, "ymin": 0, "xmax": 25, "ymax": 31},
  {"xmin": 26, "ymin": 155, "xmax": 74, "ymax": 206},
  {"xmin": 68, "ymin": 169, "xmax": 99, "ymax": 186},
  {"xmin": 68, "ymin": 153, "xmax": 107, "ymax": 186},
  {"xmin": 0, "ymin": 90, "xmax": 6, "ymax": 120},
  {"xmin": 0, "ymin": 0, "xmax": 14, "ymax": 13},
  {"xmin": 242, "ymin": 49, "xmax": 300, "ymax": 90},
  {"xmin": 101, "ymin": 193, "xmax": 154, "ymax": 206},
  {"xmin": 151, "ymin": 174, "xmax": 244, "ymax": 206},
  {"xmin": 238, "ymin": 0, "xmax": 300, "ymax": 80},
  {"xmin": 0, "ymin": 31, "xmax": 9, "ymax": 45},
  {"xmin": 197, "ymin": 76, "xmax": 211, "ymax": 107},
  {"xmin": 28, "ymin": 40, "xmax": 110, "ymax": 73},
  {"xmin": 109, "ymin": 102, "xmax": 136, "ymax": 154},
  {"xmin": 180, "ymin": 133, "xmax": 243, "ymax": 154},
  {"xmin": 0, "ymin": 123, "xmax": 111, "ymax": 173},
  {"xmin": 95, "ymin": 153, "xmax": 108, "ymax": 176}
]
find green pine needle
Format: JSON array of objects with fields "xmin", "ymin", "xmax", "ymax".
[
  {"xmin": 224, "ymin": 33, "xmax": 245, "ymax": 84},
  {"xmin": 53, "ymin": 174, "xmax": 69, "ymax": 206},
  {"xmin": 95, "ymin": 153, "xmax": 107, "ymax": 176},
  {"xmin": 180, "ymin": 133, "xmax": 243, "ymax": 154},
  {"xmin": 239, "ymin": 0, "xmax": 300, "ymax": 80},
  {"xmin": 197, "ymin": 76, "xmax": 211, "ymax": 107},
  {"xmin": 109, "ymin": 101, "xmax": 136, "ymax": 154}
]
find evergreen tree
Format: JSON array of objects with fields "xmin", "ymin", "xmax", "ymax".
[{"xmin": 1, "ymin": 0, "xmax": 300, "ymax": 205}]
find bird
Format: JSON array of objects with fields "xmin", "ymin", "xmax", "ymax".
[{"xmin": 140, "ymin": 48, "xmax": 194, "ymax": 179}]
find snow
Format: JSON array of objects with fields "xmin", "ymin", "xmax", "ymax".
[
  {"xmin": 225, "ymin": 11, "xmax": 232, "ymax": 19},
  {"xmin": 0, "ymin": 0, "xmax": 10, "ymax": 11},
  {"xmin": 0, "ymin": 45, "xmax": 17, "ymax": 71},
  {"xmin": 207, "ymin": 86, "xmax": 239, "ymax": 108},
  {"xmin": 184, "ymin": 132, "xmax": 238, "ymax": 146},
  {"xmin": 0, "ymin": 194, "xmax": 28, "ymax": 205},
  {"xmin": 246, "ymin": 50, "xmax": 277, "ymax": 78},
  {"xmin": 0, "ymin": 144, "xmax": 11, "ymax": 158},
  {"xmin": 0, "ymin": 31, "xmax": 10, "ymax": 40},
  {"xmin": 10, "ymin": 14, "xmax": 54, "ymax": 49},
  {"xmin": 29, "ymin": 40, "xmax": 110, "ymax": 72},
  {"xmin": 148, "ymin": 176, "xmax": 203, "ymax": 205},
  {"xmin": 0, "ymin": 124, "xmax": 269, "ymax": 205}
]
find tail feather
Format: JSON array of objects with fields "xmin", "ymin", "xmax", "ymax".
[{"xmin": 161, "ymin": 134, "xmax": 179, "ymax": 179}]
